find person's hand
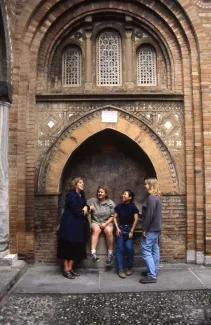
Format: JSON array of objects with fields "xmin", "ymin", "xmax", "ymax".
[
  {"xmin": 90, "ymin": 205, "xmax": 95, "ymax": 211},
  {"xmin": 143, "ymin": 231, "xmax": 147, "ymax": 238},
  {"xmin": 128, "ymin": 231, "xmax": 133, "ymax": 239},
  {"xmin": 100, "ymin": 222, "xmax": 107, "ymax": 230},
  {"xmin": 83, "ymin": 206, "xmax": 88, "ymax": 215},
  {"xmin": 116, "ymin": 228, "xmax": 122, "ymax": 237}
]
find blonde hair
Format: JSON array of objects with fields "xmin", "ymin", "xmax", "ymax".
[
  {"xmin": 71, "ymin": 177, "xmax": 83, "ymax": 189},
  {"xmin": 145, "ymin": 178, "xmax": 161, "ymax": 197}
]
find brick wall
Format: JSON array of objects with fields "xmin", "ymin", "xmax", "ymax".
[
  {"xmin": 160, "ymin": 195, "xmax": 186, "ymax": 261},
  {"xmin": 35, "ymin": 195, "xmax": 61, "ymax": 263},
  {"xmin": 34, "ymin": 194, "xmax": 185, "ymax": 263}
]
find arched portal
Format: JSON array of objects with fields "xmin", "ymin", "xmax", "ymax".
[{"xmin": 61, "ymin": 128, "xmax": 156, "ymax": 210}]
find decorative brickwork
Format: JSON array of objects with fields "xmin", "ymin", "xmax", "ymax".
[
  {"xmin": 36, "ymin": 101, "xmax": 183, "ymax": 150},
  {"xmin": 37, "ymin": 109, "xmax": 180, "ymax": 195}
]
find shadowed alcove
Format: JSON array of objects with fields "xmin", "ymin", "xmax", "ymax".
[{"xmin": 61, "ymin": 129, "xmax": 156, "ymax": 210}]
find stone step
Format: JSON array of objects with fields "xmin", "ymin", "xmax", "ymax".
[
  {"xmin": 80, "ymin": 255, "xmax": 145, "ymax": 268},
  {"xmin": 0, "ymin": 254, "xmax": 18, "ymax": 266}
]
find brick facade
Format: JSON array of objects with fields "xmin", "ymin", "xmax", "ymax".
[{"xmin": 1, "ymin": 0, "xmax": 211, "ymax": 264}]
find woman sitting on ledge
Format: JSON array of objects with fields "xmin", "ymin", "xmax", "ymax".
[
  {"xmin": 88, "ymin": 186, "xmax": 115, "ymax": 267},
  {"xmin": 57, "ymin": 177, "xmax": 90, "ymax": 279}
]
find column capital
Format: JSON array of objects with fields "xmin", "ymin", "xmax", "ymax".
[
  {"xmin": 85, "ymin": 30, "xmax": 92, "ymax": 39},
  {"xmin": 0, "ymin": 81, "xmax": 12, "ymax": 104},
  {"xmin": 125, "ymin": 30, "xmax": 133, "ymax": 38},
  {"xmin": 0, "ymin": 101, "xmax": 10, "ymax": 108}
]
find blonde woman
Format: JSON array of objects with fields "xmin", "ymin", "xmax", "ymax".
[
  {"xmin": 57, "ymin": 177, "xmax": 90, "ymax": 279},
  {"xmin": 139, "ymin": 178, "xmax": 162, "ymax": 284}
]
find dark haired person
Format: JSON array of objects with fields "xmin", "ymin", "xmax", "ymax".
[
  {"xmin": 139, "ymin": 178, "xmax": 162, "ymax": 284},
  {"xmin": 113, "ymin": 190, "xmax": 139, "ymax": 279},
  {"xmin": 57, "ymin": 177, "xmax": 90, "ymax": 279},
  {"xmin": 88, "ymin": 186, "xmax": 115, "ymax": 266}
]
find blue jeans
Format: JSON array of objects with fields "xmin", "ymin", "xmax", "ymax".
[
  {"xmin": 141, "ymin": 231, "xmax": 160, "ymax": 279},
  {"xmin": 116, "ymin": 226, "xmax": 134, "ymax": 271}
]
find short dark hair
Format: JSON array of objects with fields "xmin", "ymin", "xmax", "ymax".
[{"xmin": 123, "ymin": 189, "xmax": 135, "ymax": 202}]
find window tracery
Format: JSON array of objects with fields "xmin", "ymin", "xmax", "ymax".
[
  {"xmin": 137, "ymin": 45, "xmax": 157, "ymax": 85},
  {"xmin": 96, "ymin": 30, "xmax": 121, "ymax": 86},
  {"xmin": 62, "ymin": 46, "xmax": 81, "ymax": 86}
]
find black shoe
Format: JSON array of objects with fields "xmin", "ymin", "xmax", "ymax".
[
  {"xmin": 91, "ymin": 254, "xmax": 100, "ymax": 263},
  {"xmin": 141, "ymin": 271, "xmax": 159, "ymax": 277},
  {"xmin": 139, "ymin": 276, "xmax": 157, "ymax": 284},
  {"xmin": 105, "ymin": 254, "xmax": 113, "ymax": 267}
]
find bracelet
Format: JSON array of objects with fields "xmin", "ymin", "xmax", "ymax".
[{"xmin": 130, "ymin": 231, "xmax": 133, "ymax": 234}]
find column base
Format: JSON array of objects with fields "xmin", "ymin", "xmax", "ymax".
[
  {"xmin": 0, "ymin": 235, "xmax": 9, "ymax": 252},
  {"xmin": 205, "ymin": 255, "xmax": 211, "ymax": 265},
  {"xmin": 186, "ymin": 250, "xmax": 196, "ymax": 263},
  {"xmin": 0, "ymin": 249, "xmax": 9, "ymax": 259},
  {"xmin": 85, "ymin": 82, "xmax": 93, "ymax": 90},
  {"xmin": 196, "ymin": 251, "xmax": 204, "ymax": 264},
  {"xmin": 126, "ymin": 82, "xmax": 134, "ymax": 89},
  {"xmin": 0, "ymin": 254, "xmax": 18, "ymax": 266}
]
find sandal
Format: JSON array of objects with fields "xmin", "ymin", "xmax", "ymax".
[
  {"xmin": 69, "ymin": 269, "xmax": 80, "ymax": 276},
  {"xmin": 63, "ymin": 271, "xmax": 75, "ymax": 279}
]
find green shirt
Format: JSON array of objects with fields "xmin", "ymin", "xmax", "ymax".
[{"xmin": 87, "ymin": 197, "xmax": 115, "ymax": 226}]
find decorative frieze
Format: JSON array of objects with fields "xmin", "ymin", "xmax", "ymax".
[
  {"xmin": 37, "ymin": 101, "xmax": 184, "ymax": 150},
  {"xmin": 37, "ymin": 108, "xmax": 181, "ymax": 193}
]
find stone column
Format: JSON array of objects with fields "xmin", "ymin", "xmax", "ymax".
[
  {"xmin": 125, "ymin": 30, "xmax": 134, "ymax": 89},
  {"xmin": 0, "ymin": 100, "xmax": 10, "ymax": 255},
  {"xmin": 85, "ymin": 16, "xmax": 92, "ymax": 91},
  {"xmin": 85, "ymin": 30, "xmax": 92, "ymax": 90}
]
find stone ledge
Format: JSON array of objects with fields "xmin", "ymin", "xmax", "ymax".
[{"xmin": 36, "ymin": 93, "xmax": 184, "ymax": 102}]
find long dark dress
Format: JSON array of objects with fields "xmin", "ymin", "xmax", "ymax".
[{"xmin": 57, "ymin": 189, "xmax": 89, "ymax": 260}]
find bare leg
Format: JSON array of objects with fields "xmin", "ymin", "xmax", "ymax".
[
  {"xmin": 68, "ymin": 260, "xmax": 74, "ymax": 270},
  {"xmin": 91, "ymin": 224, "xmax": 102, "ymax": 250},
  {"xmin": 63, "ymin": 260, "xmax": 69, "ymax": 272},
  {"xmin": 104, "ymin": 226, "xmax": 114, "ymax": 250}
]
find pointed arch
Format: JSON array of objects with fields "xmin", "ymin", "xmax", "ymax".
[{"xmin": 37, "ymin": 108, "xmax": 179, "ymax": 194}]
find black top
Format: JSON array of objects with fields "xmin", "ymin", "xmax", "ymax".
[
  {"xmin": 142, "ymin": 194, "xmax": 162, "ymax": 232},
  {"xmin": 114, "ymin": 203, "xmax": 139, "ymax": 226}
]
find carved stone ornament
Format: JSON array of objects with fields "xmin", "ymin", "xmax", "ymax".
[
  {"xmin": 37, "ymin": 101, "xmax": 183, "ymax": 150},
  {"xmin": 194, "ymin": 0, "xmax": 211, "ymax": 8}
]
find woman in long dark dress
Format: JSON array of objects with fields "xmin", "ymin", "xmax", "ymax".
[{"xmin": 57, "ymin": 177, "xmax": 90, "ymax": 279}]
